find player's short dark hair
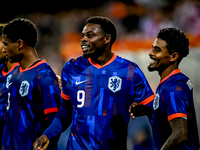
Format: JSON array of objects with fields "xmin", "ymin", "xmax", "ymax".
[
  {"xmin": 0, "ymin": 24, "xmax": 6, "ymax": 38},
  {"xmin": 3, "ymin": 18, "xmax": 38, "ymax": 47},
  {"xmin": 157, "ymin": 27, "xmax": 189, "ymax": 61},
  {"xmin": 86, "ymin": 16, "xmax": 117, "ymax": 45}
]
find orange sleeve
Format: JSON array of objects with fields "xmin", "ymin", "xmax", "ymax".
[
  {"xmin": 44, "ymin": 107, "xmax": 59, "ymax": 115},
  {"xmin": 139, "ymin": 94, "xmax": 155, "ymax": 105},
  {"xmin": 168, "ymin": 113, "xmax": 187, "ymax": 121},
  {"xmin": 61, "ymin": 91, "xmax": 70, "ymax": 100}
]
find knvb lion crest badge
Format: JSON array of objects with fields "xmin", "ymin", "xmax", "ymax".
[
  {"xmin": 6, "ymin": 74, "xmax": 12, "ymax": 89},
  {"xmin": 153, "ymin": 93, "xmax": 160, "ymax": 110},
  {"xmin": 108, "ymin": 76, "xmax": 122, "ymax": 93},
  {"xmin": 19, "ymin": 81, "xmax": 30, "ymax": 97}
]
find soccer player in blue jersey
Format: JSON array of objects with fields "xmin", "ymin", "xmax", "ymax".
[
  {"xmin": 33, "ymin": 16, "xmax": 155, "ymax": 150},
  {"xmin": 129, "ymin": 27, "xmax": 200, "ymax": 149},
  {"xmin": 1, "ymin": 18, "xmax": 61, "ymax": 150},
  {"xmin": 0, "ymin": 24, "xmax": 19, "ymax": 148}
]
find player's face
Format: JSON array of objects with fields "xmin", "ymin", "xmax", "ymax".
[
  {"xmin": 148, "ymin": 38, "xmax": 171, "ymax": 72},
  {"xmin": 81, "ymin": 23, "xmax": 106, "ymax": 58},
  {"xmin": 0, "ymin": 37, "xmax": 7, "ymax": 64},
  {"xmin": 2, "ymin": 34, "xmax": 21, "ymax": 63}
]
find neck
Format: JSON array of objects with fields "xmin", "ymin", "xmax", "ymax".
[
  {"xmin": 90, "ymin": 50, "xmax": 113, "ymax": 66},
  {"xmin": 6, "ymin": 61, "xmax": 15, "ymax": 72},
  {"xmin": 19, "ymin": 47, "xmax": 40, "ymax": 70},
  {"xmin": 159, "ymin": 65, "xmax": 178, "ymax": 80},
  {"xmin": 2, "ymin": 59, "xmax": 14, "ymax": 73}
]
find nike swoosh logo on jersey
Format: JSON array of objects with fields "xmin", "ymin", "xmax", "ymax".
[
  {"xmin": 8, "ymin": 82, "xmax": 12, "ymax": 87},
  {"xmin": 75, "ymin": 80, "xmax": 87, "ymax": 85}
]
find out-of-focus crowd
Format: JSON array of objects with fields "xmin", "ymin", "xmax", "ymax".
[{"xmin": 9, "ymin": 0, "xmax": 200, "ymax": 75}]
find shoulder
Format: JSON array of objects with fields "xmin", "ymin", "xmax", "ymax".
[
  {"xmin": 161, "ymin": 73, "xmax": 191, "ymax": 96},
  {"xmin": 34, "ymin": 60, "xmax": 57, "ymax": 81},
  {"xmin": 114, "ymin": 55, "xmax": 140, "ymax": 70},
  {"xmin": 165, "ymin": 73, "xmax": 190, "ymax": 88},
  {"xmin": 62, "ymin": 56, "xmax": 88, "ymax": 71}
]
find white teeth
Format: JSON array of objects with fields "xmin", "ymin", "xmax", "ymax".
[
  {"xmin": 82, "ymin": 46, "xmax": 88, "ymax": 49},
  {"xmin": 150, "ymin": 60, "xmax": 155, "ymax": 64}
]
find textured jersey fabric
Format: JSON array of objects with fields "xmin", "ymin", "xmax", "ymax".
[
  {"xmin": 45, "ymin": 53, "xmax": 154, "ymax": 150},
  {"xmin": 0, "ymin": 63, "xmax": 19, "ymax": 121},
  {"xmin": 0, "ymin": 63, "xmax": 19, "ymax": 148},
  {"xmin": 2, "ymin": 60, "xmax": 61, "ymax": 150},
  {"xmin": 152, "ymin": 69, "xmax": 199, "ymax": 150}
]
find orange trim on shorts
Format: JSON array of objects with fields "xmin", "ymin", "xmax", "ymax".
[
  {"xmin": 61, "ymin": 91, "xmax": 70, "ymax": 100},
  {"xmin": 88, "ymin": 53, "xmax": 117, "ymax": 69},
  {"xmin": 139, "ymin": 94, "xmax": 155, "ymax": 105},
  {"xmin": 44, "ymin": 107, "xmax": 59, "ymax": 115},
  {"xmin": 168, "ymin": 113, "xmax": 187, "ymax": 121}
]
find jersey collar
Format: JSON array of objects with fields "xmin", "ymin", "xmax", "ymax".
[
  {"xmin": 2, "ymin": 63, "xmax": 19, "ymax": 76},
  {"xmin": 19, "ymin": 59, "xmax": 47, "ymax": 73},
  {"xmin": 159, "ymin": 68, "xmax": 180, "ymax": 85},
  {"xmin": 88, "ymin": 52, "xmax": 117, "ymax": 69}
]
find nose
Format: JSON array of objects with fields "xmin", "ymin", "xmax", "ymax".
[
  {"xmin": 81, "ymin": 37, "xmax": 86, "ymax": 42},
  {"xmin": 148, "ymin": 49, "xmax": 153, "ymax": 56},
  {"xmin": 2, "ymin": 46, "xmax": 6, "ymax": 53},
  {"xmin": 81, "ymin": 34, "xmax": 87, "ymax": 42}
]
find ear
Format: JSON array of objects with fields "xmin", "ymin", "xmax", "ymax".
[
  {"xmin": 170, "ymin": 52, "xmax": 179, "ymax": 62},
  {"xmin": 17, "ymin": 39, "xmax": 24, "ymax": 51},
  {"xmin": 104, "ymin": 34, "xmax": 111, "ymax": 44}
]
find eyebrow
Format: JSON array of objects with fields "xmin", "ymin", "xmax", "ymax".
[
  {"xmin": 82, "ymin": 31, "xmax": 94, "ymax": 34},
  {"xmin": 152, "ymin": 45, "xmax": 161, "ymax": 50}
]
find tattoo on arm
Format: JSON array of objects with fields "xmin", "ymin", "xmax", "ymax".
[{"xmin": 161, "ymin": 118, "xmax": 187, "ymax": 150}]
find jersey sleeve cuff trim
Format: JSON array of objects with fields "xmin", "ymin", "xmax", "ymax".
[
  {"xmin": 61, "ymin": 91, "xmax": 70, "ymax": 100},
  {"xmin": 139, "ymin": 94, "xmax": 155, "ymax": 105},
  {"xmin": 44, "ymin": 107, "xmax": 59, "ymax": 115},
  {"xmin": 168, "ymin": 113, "xmax": 187, "ymax": 121}
]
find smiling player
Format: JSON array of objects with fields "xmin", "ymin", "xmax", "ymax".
[
  {"xmin": 130, "ymin": 27, "xmax": 200, "ymax": 150},
  {"xmin": 33, "ymin": 16, "xmax": 155, "ymax": 150}
]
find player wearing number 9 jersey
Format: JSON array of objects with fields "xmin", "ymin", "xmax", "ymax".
[
  {"xmin": 34, "ymin": 16, "xmax": 155, "ymax": 150},
  {"xmin": 58, "ymin": 54, "xmax": 154, "ymax": 149}
]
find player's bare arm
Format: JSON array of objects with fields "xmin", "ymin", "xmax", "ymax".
[
  {"xmin": 161, "ymin": 118, "xmax": 187, "ymax": 150},
  {"xmin": 33, "ymin": 135, "xmax": 50, "ymax": 150},
  {"xmin": 129, "ymin": 102, "xmax": 152, "ymax": 119}
]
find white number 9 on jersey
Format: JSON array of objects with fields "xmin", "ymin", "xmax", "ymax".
[{"xmin": 77, "ymin": 90, "xmax": 85, "ymax": 108}]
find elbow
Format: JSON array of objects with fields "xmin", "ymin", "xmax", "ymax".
[
  {"xmin": 181, "ymin": 130, "xmax": 188, "ymax": 142},
  {"xmin": 177, "ymin": 129, "xmax": 188, "ymax": 143}
]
